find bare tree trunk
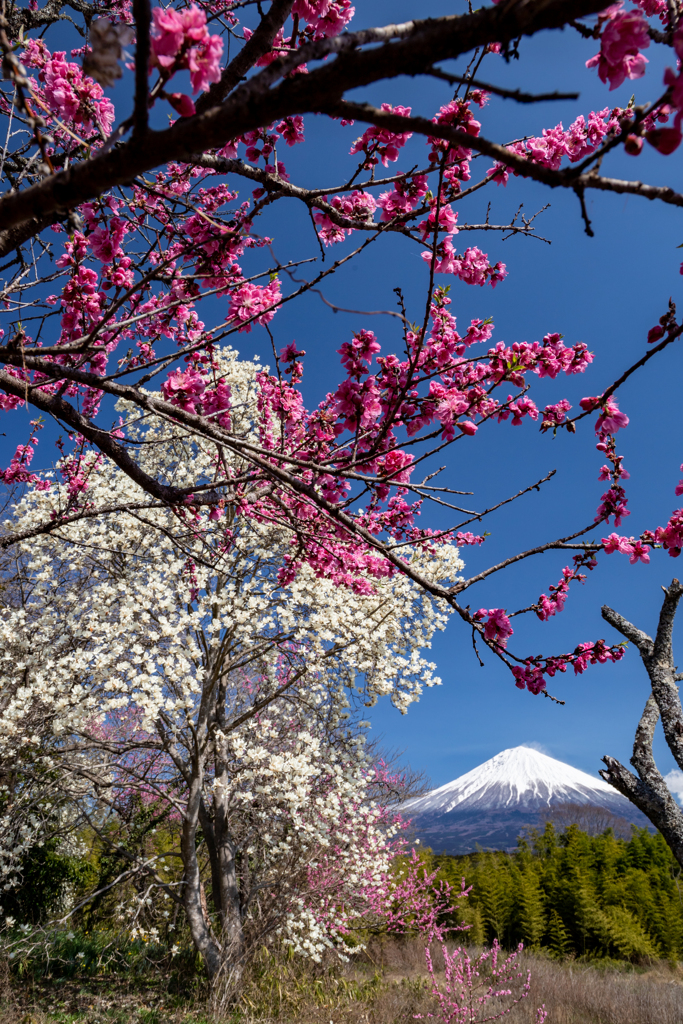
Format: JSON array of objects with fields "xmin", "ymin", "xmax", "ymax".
[
  {"xmin": 601, "ymin": 578, "xmax": 683, "ymax": 866},
  {"xmin": 182, "ymin": 773, "xmax": 224, "ymax": 980},
  {"xmin": 181, "ymin": 661, "xmax": 246, "ymax": 996}
]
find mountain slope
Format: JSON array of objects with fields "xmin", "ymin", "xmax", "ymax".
[{"xmin": 403, "ymin": 746, "xmax": 649, "ymax": 854}]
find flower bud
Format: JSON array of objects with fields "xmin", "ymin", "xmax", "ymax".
[
  {"xmin": 624, "ymin": 133, "xmax": 643, "ymax": 155},
  {"xmin": 168, "ymin": 93, "xmax": 196, "ymax": 117}
]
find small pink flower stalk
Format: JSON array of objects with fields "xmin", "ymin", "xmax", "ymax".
[{"xmin": 417, "ymin": 938, "xmax": 542, "ymax": 1024}]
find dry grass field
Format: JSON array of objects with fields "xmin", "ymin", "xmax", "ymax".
[{"xmin": 3, "ymin": 937, "xmax": 683, "ymax": 1023}]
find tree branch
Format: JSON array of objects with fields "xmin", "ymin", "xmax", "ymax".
[
  {"xmin": 326, "ymin": 102, "xmax": 683, "ymax": 212},
  {"xmin": 0, "ymin": 0, "xmax": 608, "ymax": 240},
  {"xmin": 600, "ymin": 605, "xmax": 654, "ymax": 653},
  {"xmin": 196, "ymin": 0, "xmax": 295, "ymax": 113},
  {"xmin": 132, "ymin": 0, "xmax": 151, "ymax": 137}
]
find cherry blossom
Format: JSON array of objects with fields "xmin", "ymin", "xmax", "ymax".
[
  {"xmin": 150, "ymin": 3, "xmax": 223, "ymax": 93},
  {"xmin": 586, "ymin": 7, "xmax": 650, "ymax": 90},
  {"xmin": 350, "ymin": 104, "xmax": 413, "ymax": 167}
]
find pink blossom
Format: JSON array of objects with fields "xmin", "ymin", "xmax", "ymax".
[
  {"xmin": 338, "ymin": 330, "xmax": 381, "ymax": 377},
  {"xmin": 602, "ymin": 532, "xmax": 634, "ymax": 554},
  {"xmin": 203, "ymin": 381, "xmax": 232, "ymax": 428},
  {"xmin": 168, "ymin": 92, "xmax": 196, "ymax": 117},
  {"xmin": 474, "ymin": 607, "xmax": 513, "ymax": 648},
  {"xmin": 276, "ymin": 116, "xmax": 305, "ymax": 146},
  {"xmin": 421, "ymin": 240, "xmax": 506, "ymax": 287},
  {"xmin": 586, "ymin": 10, "xmax": 650, "ymax": 91},
  {"xmin": 89, "ymin": 216, "xmax": 128, "ymax": 262},
  {"xmin": 540, "ymin": 398, "xmax": 572, "ymax": 432},
  {"xmin": 150, "ymin": 6, "xmax": 186, "ymax": 64},
  {"xmin": 0, "ymin": 437, "xmax": 49, "ymax": 489},
  {"xmin": 628, "ymin": 540, "xmax": 650, "ymax": 564},
  {"xmin": 454, "ymin": 531, "xmax": 485, "ymax": 546},
  {"xmin": 595, "ymin": 486, "xmax": 630, "ymax": 526},
  {"xmin": 150, "ymin": 4, "xmax": 223, "ymax": 93},
  {"xmin": 655, "ymin": 509, "xmax": 683, "ymax": 556},
  {"xmin": 22, "ymin": 41, "xmax": 115, "ymax": 134},
  {"xmin": 418, "ymin": 202, "xmax": 458, "ymax": 241},
  {"xmin": 293, "ymin": 0, "xmax": 355, "ymax": 38},
  {"xmin": 227, "ymin": 279, "xmax": 281, "ymax": 332},
  {"xmin": 379, "ymin": 450, "xmax": 414, "ymax": 489},
  {"xmin": 162, "ymin": 367, "xmax": 207, "ymax": 412},
  {"xmin": 595, "ymin": 396, "xmax": 629, "ymax": 436},
  {"xmin": 645, "ymin": 123, "xmax": 682, "ymax": 155},
  {"xmin": 188, "ymin": 30, "xmax": 223, "ymax": 92},
  {"xmin": 350, "ymin": 104, "xmax": 412, "ymax": 167}
]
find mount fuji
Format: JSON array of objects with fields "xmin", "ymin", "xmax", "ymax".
[{"xmin": 402, "ymin": 746, "xmax": 650, "ymax": 855}]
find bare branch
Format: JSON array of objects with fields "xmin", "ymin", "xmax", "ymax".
[{"xmin": 601, "ymin": 605, "xmax": 654, "ymax": 653}]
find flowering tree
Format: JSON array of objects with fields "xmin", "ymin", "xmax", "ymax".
[
  {"xmin": 2, "ymin": 0, "xmax": 683, "ymax": 702},
  {"xmin": 0, "ymin": 375, "xmax": 461, "ymax": 985}
]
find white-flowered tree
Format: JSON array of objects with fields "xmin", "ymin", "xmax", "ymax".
[{"xmin": 0, "ymin": 350, "xmax": 463, "ymax": 985}]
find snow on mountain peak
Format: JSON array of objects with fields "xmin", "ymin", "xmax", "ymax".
[{"xmin": 403, "ymin": 744, "xmax": 632, "ymax": 816}]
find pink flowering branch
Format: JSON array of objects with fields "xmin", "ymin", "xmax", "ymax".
[{"xmin": 0, "ymin": 0, "xmax": 651, "ymax": 245}]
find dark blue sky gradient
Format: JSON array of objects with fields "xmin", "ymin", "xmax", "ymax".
[{"xmin": 4, "ymin": 2, "xmax": 683, "ymax": 788}]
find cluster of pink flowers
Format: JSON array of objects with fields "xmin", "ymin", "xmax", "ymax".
[
  {"xmin": 635, "ymin": 0, "xmax": 668, "ymax": 19},
  {"xmin": 586, "ymin": 5, "xmax": 650, "ymax": 90},
  {"xmin": 377, "ymin": 175, "xmax": 429, "ymax": 222},
  {"xmin": 350, "ymin": 104, "xmax": 413, "ymax": 167},
  {"xmin": 418, "ymin": 199, "xmax": 458, "ymax": 242},
  {"xmin": 655, "ymin": 25, "xmax": 683, "ymax": 154},
  {"xmin": 595, "ymin": 484, "xmax": 630, "ymax": 526},
  {"xmin": 227, "ymin": 279, "xmax": 281, "ymax": 332},
  {"xmin": 541, "ymin": 398, "xmax": 573, "ymax": 432},
  {"xmin": 512, "ymin": 640, "xmax": 626, "ymax": 695},
  {"xmin": 486, "ymin": 106, "xmax": 646, "ymax": 184},
  {"xmin": 602, "ymin": 532, "xmax": 650, "ymax": 563},
  {"xmin": 473, "ymin": 608, "xmax": 514, "ymax": 649},
  {"xmin": 22, "ymin": 38, "xmax": 115, "ymax": 136},
  {"xmin": 292, "ymin": 0, "xmax": 355, "ymax": 38},
  {"xmin": 0, "ymin": 435, "xmax": 50, "ymax": 490},
  {"xmin": 454, "ymin": 531, "xmax": 486, "ymax": 546},
  {"xmin": 643, "ymin": 508, "xmax": 683, "ymax": 557},
  {"xmin": 494, "ymin": 395, "xmax": 537, "ymax": 427},
  {"xmin": 488, "ymin": 334, "xmax": 593, "ymax": 386},
  {"xmin": 338, "ymin": 329, "xmax": 382, "ymax": 378},
  {"xmin": 580, "ymin": 394, "xmax": 629, "ymax": 438},
  {"xmin": 364, "ymin": 849, "xmax": 466, "ymax": 943},
  {"xmin": 150, "ymin": 3, "xmax": 223, "ymax": 93},
  {"xmin": 313, "ymin": 190, "xmax": 377, "ymax": 245},
  {"xmin": 427, "ymin": 98, "xmax": 482, "ymax": 185},
  {"xmin": 536, "ymin": 554, "xmax": 597, "ymax": 622},
  {"xmin": 422, "ymin": 239, "xmax": 507, "ymax": 287},
  {"xmin": 162, "ymin": 366, "xmax": 232, "ymax": 427}
]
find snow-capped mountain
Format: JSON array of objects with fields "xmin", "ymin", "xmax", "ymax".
[{"xmin": 403, "ymin": 745, "xmax": 649, "ymax": 854}]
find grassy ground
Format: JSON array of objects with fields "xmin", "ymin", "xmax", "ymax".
[{"xmin": 3, "ymin": 937, "xmax": 683, "ymax": 1023}]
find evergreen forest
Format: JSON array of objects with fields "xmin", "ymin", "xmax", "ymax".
[{"xmin": 432, "ymin": 824, "xmax": 683, "ymax": 963}]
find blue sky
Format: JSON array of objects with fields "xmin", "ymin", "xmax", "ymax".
[
  {"xmin": 4, "ymin": 1, "xmax": 683, "ymax": 790},
  {"xmin": 266, "ymin": 2, "xmax": 683, "ymax": 782},
  {"xmin": 265, "ymin": 2, "xmax": 683, "ymax": 788}
]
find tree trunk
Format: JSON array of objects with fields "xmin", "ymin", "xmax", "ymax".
[{"xmin": 601, "ymin": 579, "xmax": 683, "ymax": 867}]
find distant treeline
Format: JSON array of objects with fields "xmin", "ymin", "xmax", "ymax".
[{"xmin": 430, "ymin": 823, "xmax": 683, "ymax": 962}]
